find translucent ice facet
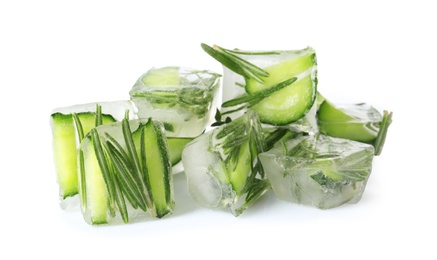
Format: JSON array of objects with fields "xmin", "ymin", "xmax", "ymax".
[
  {"xmin": 317, "ymin": 101, "xmax": 382, "ymax": 143},
  {"xmin": 130, "ymin": 66, "xmax": 221, "ymax": 137},
  {"xmin": 50, "ymin": 100, "xmax": 137, "ymax": 210},
  {"xmin": 181, "ymin": 111, "xmax": 268, "ymax": 216},
  {"xmin": 259, "ymin": 134, "xmax": 375, "ymax": 209}
]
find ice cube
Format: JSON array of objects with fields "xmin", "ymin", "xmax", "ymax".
[
  {"xmin": 182, "ymin": 111, "xmax": 268, "ymax": 216},
  {"xmin": 259, "ymin": 134, "xmax": 375, "ymax": 209},
  {"xmin": 129, "ymin": 66, "xmax": 221, "ymax": 137},
  {"xmin": 79, "ymin": 118, "xmax": 174, "ymax": 225},
  {"xmin": 50, "ymin": 100, "xmax": 138, "ymax": 210},
  {"xmin": 220, "ymin": 47, "xmax": 318, "ymax": 133}
]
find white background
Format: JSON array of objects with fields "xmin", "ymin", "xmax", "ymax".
[{"xmin": 1, "ymin": 0, "xmax": 435, "ymax": 259}]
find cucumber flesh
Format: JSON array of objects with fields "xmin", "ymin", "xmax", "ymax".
[
  {"xmin": 138, "ymin": 119, "xmax": 174, "ymax": 218},
  {"xmin": 141, "ymin": 66, "xmax": 180, "ymax": 87},
  {"xmin": 228, "ymin": 141, "xmax": 252, "ymax": 195},
  {"xmin": 167, "ymin": 137, "xmax": 194, "ymax": 165},
  {"xmin": 81, "ymin": 136, "xmax": 108, "ymax": 225},
  {"xmin": 317, "ymin": 100, "xmax": 381, "ymax": 143},
  {"xmin": 51, "ymin": 112, "xmax": 116, "ymax": 199},
  {"xmin": 251, "ymin": 74, "xmax": 316, "ymax": 125},
  {"xmin": 245, "ymin": 52, "xmax": 316, "ymax": 94},
  {"xmin": 51, "ymin": 113, "xmax": 78, "ymax": 198}
]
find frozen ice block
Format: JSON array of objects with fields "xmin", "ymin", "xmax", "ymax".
[
  {"xmin": 181, "ymin": 111, "xmax": 268, "ymax": 216},
  {"xmin": 129, "ymin": 66, "xmax": 221, "ymax": 137},
  {"xmin": 79, "ymin": 118, "xmax": 174, "ymax": 225},
  {"xmin": 259, "ymin": 134, "xmax": 375, "ymax": 209},
  {"xmin": 50, "ymin": 101, "xmax": 138, "ymax": 210},
  {"xmin": 207, "ymin": 45, "xmax": 318, "ymax": 133}
]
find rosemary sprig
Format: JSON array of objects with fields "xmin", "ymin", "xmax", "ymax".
[
  {"xmin": 91, "ymin": 129, "xmax": 117, "ymax": 212},
  {"xmin": 373, "ymin": 110, "xmax": 393, "ymax": 156},
  {"xmin": 108, "ymin": 161, "xmax": 129, "ymax": 223},
  {"xmin": 121, "ymin": 113, "xmax": 155, "ymax": 215},
  {"xmin": 95, "ymin": 103, "xmax": 102, "ymax": 126},
  {"xmin": 221, "ymin": 76, "xmax": 297, "ymax": 108},
  {"xmin": 104, "ymin": 139, "xmax": 148, "ymax": 212},
  {"xmin": 201, "ymin": 43, "xmax": 269, "ymax": 83}
]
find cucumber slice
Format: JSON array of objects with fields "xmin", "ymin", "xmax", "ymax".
[
  {"xmin": 141, "ymin": 66, "xmax": 180, "ymax": 87},
  {"xmin": 51, "ymin": 113, "xmax": 78, "ymax": 198},
  {"xmin": 51, "ymin": 112, "xmax": 116, "ymax": 199},
  {"xmin": 245, "ymin": 52, "xmax": 316, "ymax": 94},
  {"xmin": 167, "ymin": 137, "xmax": 194, "ymax": 165},
  {"xmin": 141, "ymin": 119, "xmax": 174, "ymax": 218},
  {"xmin": 228, "ymin": 140, "xmax": 252, "ymax": 195},
  {"xmin": 317, "ymin": 100, "xmax": 381, "ymax": 143},
  {"xmin": 81, "ymin": 135, "xmax": 109, "ymax": 225},
  {"xmin": 251, "ymin": 74, "xmax": 316, "ymax": 125}
]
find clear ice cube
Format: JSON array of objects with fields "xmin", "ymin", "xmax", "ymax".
[
  {"xmin": 50, "ymin": 100, "xmax": 138, "ymax": 210},
  {"xmin": 259, "ymin": 134, "xmax": 375, "ymax": 209},
  {"xmin": 181, "ymin": 111, "xmax": 267, "ymax": 216},
  {"xmin": 129, "ymin": 66, "xmax": 221, "ymax": 137},
  {"xmin": 79, "ymin": 118, "xmax": 174, "ymax": 225}
]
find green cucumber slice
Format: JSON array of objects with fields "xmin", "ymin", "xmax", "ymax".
[
  {"xmin": 51, "ymin": 112, "xmax": 116, "ymax": 199},
  {"xmin": 167, "ymin": 137, "xmax": 194, "ymax": 165},
  {"xmin": 81, "ymin": 135, "xmax": 109, "ymax": 224},
  {"xmin": 228, "ymin": 140, "xmax": 252, "ymax": 195},
  {"xmin": 141, "ymin": 119, "xmax": 173, "ymax": 218},
  {"xmin": 317, "ymin": 100, "xmax": 381, "ymax": 143},
  {"xmin": 245, "ymin": 52, "xmax": 316, "ymax": 94},
  {"xmin": 251, "ymin": 74, "xmax": 316, "ymax": 125},
  {"xmin": 141, "ymin": 66, "xmax": 180, "ymax": 87}
]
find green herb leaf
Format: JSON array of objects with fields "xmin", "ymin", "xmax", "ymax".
[
  {"xmin": 201, "ymin": 43, "xmax": 269, "ymax": 82},
  {"xmin": 95, "ymin": 104, "xmax": 102, "ymax": 126},
  {"xmin": 91, "ymin": 129, "xmax": 116, "ymax": 210},
  {"xmin": 72, "ymin": 113, "xmax": 84, "ymax": 141},
  {"xmin": 373, "ymin": 110, "xmax": 393, "ymax": 156},
  {"xmin": 121, "ymin": 116, "xmax": 154, "ymax": 212},
  {"xmin": 104, "ymin": 140, "xmax": 148, "ymax": 212}
]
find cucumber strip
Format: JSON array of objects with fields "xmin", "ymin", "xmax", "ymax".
[
  {"xmin": 141, "ymin": 119, "xmax": 174, "ymax": 218},
  {"xmin": 51, "ymin": 111, "xmax": 116, "ymax": 199},
  {"xmin": 81, "ymin": 134, "xmax": 109, "ymax": 225},
  {"xmin": 251, "ymin": 74, "xmax": 316, "ymax": 125},
  {"xmin": 222, "ymin": 77, "xmax": 297, "ymax": 108},
  {"xmin": 228, "ymin": 140, "xmax": 252, "ymax": 195},
  {"xmin": 141, "ymin": 66, "xmax": 180, "ymax": 87},
  {"xmin": 167, "ymin": 137, "xmax": 194, "ymax": 165},
  {"xmin": 245, "ymin": 51, "xmax": 316, "ymax": 94},
  {"xmin": 51, "ymin": 113, "xmax": 79, "ymax": 199},
  {"xmin": 317, "ymin": 100, "xmax": 382, "ymax": 144},
  {"xmin": 91, "ymin": 130, "xmax": 116, "ymax": 213}
]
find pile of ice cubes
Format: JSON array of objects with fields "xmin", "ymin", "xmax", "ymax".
[{"xmin": 50, "ymin": 48, "xmax": 388, "ymax": 225}]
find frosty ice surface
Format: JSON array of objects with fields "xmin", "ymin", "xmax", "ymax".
[
  {"xmin": 259, "ymin": 134, "xmax": 375, "ymax": 209},
  {"xmin": 317, "ymin": 101, "xmax": 382, "ymax": 143},
  {"xmin": 130, "ymin": 66, "xmax": 221, "ymax": 137},
  {"xmin": 50, "ymin": 101, "xmax": 137, "ymax": 210},
  {"xmin": 181, "ymin": 111, "xmax": 267, "ymax": 216}
]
